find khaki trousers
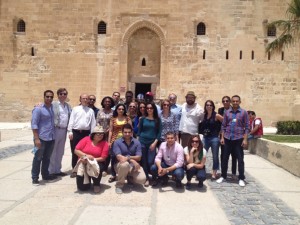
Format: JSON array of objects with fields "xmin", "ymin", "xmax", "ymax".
[{"xmin": 114, "ymin": 162, "xmax": 146, "ymax": 188}]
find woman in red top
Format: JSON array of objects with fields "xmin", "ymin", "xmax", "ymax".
[{"xmin": 75, "ymin": 126, "xmax": 109, "ymax": 193}]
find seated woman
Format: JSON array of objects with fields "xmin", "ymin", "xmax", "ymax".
[
  {"xmin": 184, "ymin": 135, "xmax": 207, "ymax": 190},
  {"xmin": 74, "ymin": 126, "xmax": 109, "ymax": 193}
]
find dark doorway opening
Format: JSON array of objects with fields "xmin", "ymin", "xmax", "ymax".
[{"xmin": 135, "ymin": 83, "xmax": 151, "ymax": 98}]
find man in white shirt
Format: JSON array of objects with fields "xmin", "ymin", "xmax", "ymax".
[
  {"xmin": 179, "ymin": 91, "xmax": 204, "ymax": 148},
  {"xmin": 68, "ymin": 93, "xmax": 96, "ymax": 177},
  {"xmin": 49, "ymin": 88, "xmax": 72, "ymax": 176}
]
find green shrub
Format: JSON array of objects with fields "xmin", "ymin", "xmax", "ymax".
[{"xmin": 276, "ymin": 121, "xmax": 300, "ymax": 135}]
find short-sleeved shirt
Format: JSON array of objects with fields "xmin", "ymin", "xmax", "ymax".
[
  {"xmin": 76, "ymin": 136, "xmax": 109, "ymax": 159},
  {"xmin": 112, "ymin": 137, "xmax": 142, "ymax": 157}
]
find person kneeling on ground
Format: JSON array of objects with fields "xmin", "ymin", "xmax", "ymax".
[
  {"xmin": 74, "ymin": 126, "xmax": 109, "ymax": 193},
  {"xmin": 150, "ymin": 132, "xmax": 184, "ymax": 188},
  {"xmin": 184, "ymin": 135, "xmax": 207, "ymax": 190},
  {"xmin": 112, "ymin": 124, "xmax": 146, "ymax": 194}
]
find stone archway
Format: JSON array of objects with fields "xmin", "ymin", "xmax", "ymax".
[{"xmin": 120, "ymin": 20, "xmax": 167, "ymax": 99}]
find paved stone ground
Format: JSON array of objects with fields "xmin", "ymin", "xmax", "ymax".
[{"xmin": 205, "ymin": 151, "xmax": 300, "ymax": 225}]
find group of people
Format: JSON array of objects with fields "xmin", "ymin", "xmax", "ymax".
[{"xmin": 31, "ymin": 88, "xmax": 263, "ymax": 194}]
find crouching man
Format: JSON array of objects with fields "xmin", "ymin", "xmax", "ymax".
[
  {"xmin": 150, "ymin": 132, "xmax": 184, "ymax": 188},
  {"xmin": 112, "ymin": 124, "xmax": 146, "ymax": 194}
]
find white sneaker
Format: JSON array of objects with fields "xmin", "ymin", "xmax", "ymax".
[
  {"xmin": 216, "ymin": 177, "xmax": 225, "ymax": 184},
  {"xmin": 239, "ymin": 179, "xmax": 245, "ymax": 187}
]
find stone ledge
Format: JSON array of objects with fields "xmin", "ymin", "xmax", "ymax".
[{"xmin": 249, "ymin": 138, "xmax": 300, "ymax": 177}]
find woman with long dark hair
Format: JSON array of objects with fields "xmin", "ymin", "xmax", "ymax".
[
  {"xmin": 137, "ymin": 102, "xmax": 162, "ymax": 186},
  {"xmin": 107, "ymin": 103, "xmax": 132, "ymax": 182},
  {"xmin": 184, "ymin": 135, "xmax": 206, "ymax": 189},
  {"xmin": 200, "ymin": 100, "xmax": 222, "ymax": 179}
]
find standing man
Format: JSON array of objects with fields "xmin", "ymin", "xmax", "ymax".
[
  {"xmin": 112, "ymin": 91, "xmax": 121, "ymax": 110},
  {"xmin": 48, "ymin": 88, "xmax": 72, "ymax": 176},
  {"xmin": 31, "ymin": 90, "xmax": 56, "ymax": 185},
  {"xmin": 68, "ymin": 93, "xmax": 96, "ymax": 177},
  {"xmin": 179, "ymin": 91, "xmax": 204, "ymax": 148},
  {"xmin": 124, "ymin": 91, "xmax": 134, "ymax": 110},
  {"xmin": 112, "ymin": 124, "xmax": 146, "ymax": 194},
  {"xmin": 217, "ymin": 95, "xmax": 249, "ymax": 187},
  {"xmin": 169, "ymin": 93, "xmax": 182, "ymax": 121},
  {"xmin": 88, "ymin": 94, "xmax": 99, "ymax": 118},
  {"xmin": 150, "ymin": 132, "xmax": 184, "ymax": 188}
]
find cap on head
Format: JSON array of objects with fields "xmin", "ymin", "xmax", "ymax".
[
  {"xmin": 146, "ymin": 92, "xmax": 154, "ymax": 97},
  {"xmin": 91, "ymin": 126, "xmax": 105, "ymax": 134},
  {"xmin": 186, "ymin": 91, "xmax": 196, "ymax": 97}
]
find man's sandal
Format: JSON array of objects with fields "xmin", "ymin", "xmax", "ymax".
[{"xmin": 108, "ymin": 176, "xmax": 116, "ymax": 183}]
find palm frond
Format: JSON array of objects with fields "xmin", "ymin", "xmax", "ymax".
[{"xmin": 266, "ymin": 34, "xmax": 294, "ymax": 53}]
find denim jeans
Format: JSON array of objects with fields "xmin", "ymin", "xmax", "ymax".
[
  {"xmin": 141, "ymin": 143, "xmax": 156, "ymax": 180},
  {"xmin": 31, "ymin": 139, "xmax": 55, "ymax": 180},
  {"xmin": 203, "ymin": 136, "xmax": 220, "ymax": 170},
  {"xmin": 221, "ymin": 138, "xmax": 245, "ymax": 180},
  {"xmin": 150, "ymin": 162, "xmax": 184, "ymax": 182},
  {"xmin": 186, "ymin": 166, "xmax": 206, "ymax": 182}
]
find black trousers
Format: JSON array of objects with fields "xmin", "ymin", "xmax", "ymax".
[{"xmin": 70, "ymin": 129, "xmax": 90, "ymax": 168}]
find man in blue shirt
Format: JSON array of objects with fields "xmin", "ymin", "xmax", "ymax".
[
  {"xmin": 113, "ymin": 124, "xmax": 146, "ymax": 194},
  {"xmin": 31, "ymin": 90, "xmax": 56, "ymax": 185}
]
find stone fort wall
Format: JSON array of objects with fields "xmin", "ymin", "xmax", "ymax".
[{"xmin": 0, "ymin": 0, "xmax": 299, "ymax": 125}]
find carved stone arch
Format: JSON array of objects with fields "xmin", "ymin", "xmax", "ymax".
[{"xmin": 122, "ymin": 20, "xmax": 166, "ymax": 46}]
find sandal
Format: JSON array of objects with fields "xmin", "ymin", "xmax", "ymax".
[{"xmin": 108, "ymin": 176, "xmax": 116, "ymax": 183}]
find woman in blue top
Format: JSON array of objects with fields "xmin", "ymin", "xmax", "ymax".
[
  {"xmin": 200, "ymin": 100, "xmax": 222, "ymax": 179},
  {"xmin": 138, "ymin": 102, "xmax": 162, "ymax": 186}
]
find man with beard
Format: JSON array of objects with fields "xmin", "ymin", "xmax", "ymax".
[{"xmin": 179, "ymin": 91, "xmax": 204, "ymax": 148}]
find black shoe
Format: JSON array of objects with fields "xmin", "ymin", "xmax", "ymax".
[
  {"xmin": 186, "ymin": 182, "xmax": 191, "ymax": 190},
  {"xmin": 151, "ymin": 179, "xmax": 159, "ymax": 187},
  {"xmin": 198, "ymin": 181, "xmax": 203, "ymax": 188},
  {"xmin": 176, "ymin": 181, "xmax": 183, "ymax": 188},
  {"xmin": 70, "ymin": 172, "xmax": 77, "ymax": 178},
  {"xmin": 161, "ymin": 176, "xmax": 169, "ymax": 186},
  {"xmin": 32, "ymin": 178, "xmax": 39, "ymax": 185},
  {"xmin": 54, "ymin": 172, "xmax": 67, "ymax": 176},
  {"xmin": 42, "ymin": 175, "xmax": 57, "ymax": 180}
]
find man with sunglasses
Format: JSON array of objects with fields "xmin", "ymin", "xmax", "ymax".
[
  {"xmin": 88, "ymin": 94, "xmax": 99, "ymax": 119},
  {"xmin": 68, "ymin": 93, "xmax": 96, "ymax": 177},
  {"xmin": 31, "ymin": 90, "xmax": 56, "ymax": 185},
  {"xmin": 48, "ymin": 88, "xmax": 72, "ymax": 177}
]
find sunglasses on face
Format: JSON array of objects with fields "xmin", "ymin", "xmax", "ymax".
[
  {"xmin": 59, "ymin": 93, "xmax": 67, "ymax": 96},
  {"xmin": 129, "ymin": 105, "xmax": 136, "ymax": 108},
  {"xmin": 222, "ymin": 100, "xmax": 230, "ymax": 103},
  {"xmin": 163, "ymin": 104, "xmax": 170, "ymax": 106},
  {"xmin": 95, "ymin": 133, "xmax": 104, "ymax": 136},
  {"xmin": 89, "ymin": 99, "xmax": 96, "ymax": 101},
  {"xmin": 191, "ymin": 140, "xmax": 199, "ymax": 143}
]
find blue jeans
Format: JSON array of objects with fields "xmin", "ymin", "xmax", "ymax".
[
  {"xmin": 31, "ymin": 139, "xmax": 55, "ymax": 180},
  {"xmin": 186, "ymin": 166, "xmax": 206, "ymax": 182},
  {"xmin": 150, "ymin": 162, "xmax": 184, "ymax": 182},
  {"xmin": 203, "ymin": 136, "xmax": 220, "ymax": 170},
  {"xmin": 221, "ymin": 138, "xmax": 245, "ymax": 180},
  {"xmin": 141, "ymin": 143, "xmax": 157, "ymax": 180}
]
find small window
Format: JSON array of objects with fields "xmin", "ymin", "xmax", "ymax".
[
  {"xmin": 240, "ymin": 51, "xmax": 243, "ymax": 60},
  {"xmin": 226, "ymin": 50, "xmax": 229, "ymax": 60},
  {"xmin": 17, "ymin": 19, "xmax": 26, "ymax": 33},
  {"xmin": 98, "ymin": 21, "xmax": 106, "ymax": 34},
  {"xmin": 267, "ymin": 25, "xmax": 276, "ymax": 37},
  {"xmin": 197, "ymin": 22, "xmax": 206, "ymax": 35},
  {"xmin": 202, "ymin": 50, "xmax": 206, "ymax": 60},
  {"xmin": 251, "ymin": 51, "xmax": 254, "ymax": 60},
  {"xmin": 142, "ymin": 58, "xmax": 146, "ymax": 66}
]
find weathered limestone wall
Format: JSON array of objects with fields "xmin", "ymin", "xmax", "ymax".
[
  {"xmin": 0, "ymin": 0, "xmax": 299, "ymax": 124},
  {"xmin": 249, "ymin": 139, "xmax": 300, "ymax": 177}
]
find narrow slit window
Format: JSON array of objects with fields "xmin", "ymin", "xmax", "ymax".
[
  {"xmin": 251, "ymin": 51, "xmax": 254, "ymax": 60},
  {"xmin": 240, "ymin": 51, "xmax": 243, "ymax": 60},
  {"xmin": 141, "ymin": 58, "xmax": 146, "ymax": 66},
  {"xmin": 267, "ymin": 25, "xmax": 276, "ymax": 37},
  {"xmin": 17, "ymin": 19, "xmax": 26, "ymax": 32},
  {"xmin": 226, "ymin": 50, "xmax": 229, "ymax": 60},
  {"xmin": 197, "ymin": 22, "xmax": 206, "ymax": 35},
  {"xmin": 203, "ymin": 50, "xmax": 206, "ymax": 59},
  {"xmin": 98, "ymin": 21, "xmax": 106, "ymax": 34},
  {"xmin": 268, "ymin": 52, "xmax": 271, "ymax": 60},
  {"xmin": 281, "ymin": 51, "xmax": 284, "ymax": 61}
]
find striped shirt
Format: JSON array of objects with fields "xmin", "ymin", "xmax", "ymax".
[{"xmin": 222, "ymin": 107, "xmax": 249, "ymax": 140}]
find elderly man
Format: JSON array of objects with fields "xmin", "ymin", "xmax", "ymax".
[
  {"xmin": 179, "ymin": 91, "xmax": 204, "ymax": 148},
  {"xmin": 150, "ymin": 132, "xmax": 184, "ymax": 188},
  {"xmin": 113, "ymin": 124, "xmax": 146, "ymax": 194},
  {"xmin": 48, "ymin": 88, "xmax": 72, "ymax": 176},
  {"xmin": 168, "ymin": 93, "xmax": 182, "ymax": 121},
  {"xmin": 31, "ymin": 90, "xmax": 56, "ymax": 185},
  {"xmin": 68, "ymin": 93, "xmax": 96, "ymax": 177}
]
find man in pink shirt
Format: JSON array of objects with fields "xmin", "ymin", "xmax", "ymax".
[{"xmin": 150, "ymin": 132, "xmax": 184, "ymax": 188}]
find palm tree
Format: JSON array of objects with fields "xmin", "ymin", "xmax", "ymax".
[{"xmin": 266, "ymin": 0, "xmax": 300, "ymax": 53}]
